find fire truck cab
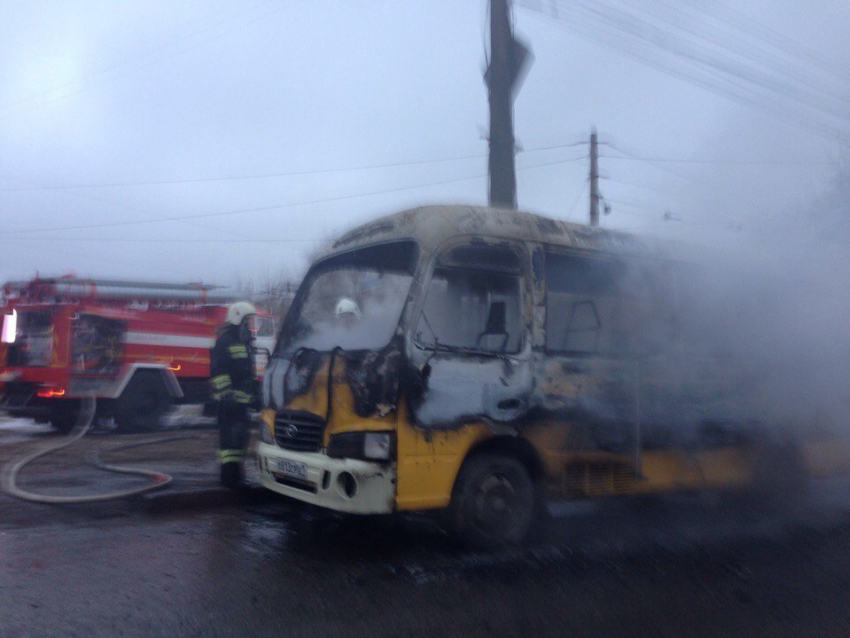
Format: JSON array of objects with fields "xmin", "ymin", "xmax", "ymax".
[{"xmin": 0, "ymin": 277, "xmax": 275, "ymax": 433}]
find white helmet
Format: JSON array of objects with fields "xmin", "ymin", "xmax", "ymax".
[
  {"xmin": 226, "ymin": 301, "xmax": 257, "ymax": 326},
  {"xmin": 335, "ymin": 298, "xmax": 361, "ymax": 318}
]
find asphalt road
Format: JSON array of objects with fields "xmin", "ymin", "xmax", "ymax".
[{"xmin": 2, "ymin": 415, "xmax": 850, "ymax": 637}]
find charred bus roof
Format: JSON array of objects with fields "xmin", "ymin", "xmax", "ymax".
[{"xmin": 327, "ymin": 205, "xmax": 675, "ymax": 261}]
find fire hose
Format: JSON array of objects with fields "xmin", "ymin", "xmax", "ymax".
[{"xmin": 1, "ymin": 396, "xmax": 196, "ymax": 504}]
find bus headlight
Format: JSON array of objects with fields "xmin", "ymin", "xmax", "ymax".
[
  {"xmin": 363, "ymin": 432, "xmax": 392, "ymax": 460},
  {"xmin": 327, "ymin": 431, "xmax": 393, "ymax": 461}
]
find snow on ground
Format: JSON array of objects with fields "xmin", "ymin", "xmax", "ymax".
[
  {"xmin": 0, "ymin": 415, "xmax": 52, "ymax": 436},
  {"xmin": 0, "ymin": 404, "xmax": 215, "ymax": 441},
  {"xmin": 161, "ymin": 404, "xmax": 216, "ymax": 429}
]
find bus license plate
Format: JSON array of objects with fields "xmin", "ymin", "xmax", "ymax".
[{"xmin": 276, "ymin": 459, "xmax": 308, "ymax": 480}]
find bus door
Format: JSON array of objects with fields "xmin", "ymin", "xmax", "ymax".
[
  {"xmin": 540, "ymin": 249, "xmax": 654, "ymax": 487},
  {"xmin": 407, "ymin": 241, "xmax": 533, "ymax": 428}
]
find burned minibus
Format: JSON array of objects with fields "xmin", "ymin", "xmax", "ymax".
[{"xmin": 257, "ymin": 205, "xmax": 799, "ymax": 546}]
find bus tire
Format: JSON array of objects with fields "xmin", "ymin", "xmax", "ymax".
[
  {"xmin": 115, "ymin": 372, "xmax": 172, "ymax": 433},
  {"xmin": 449, "ymin": 452, "xmax": 535, "ymax": 548}
]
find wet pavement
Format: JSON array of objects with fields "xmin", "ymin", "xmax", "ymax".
[{"xmin": 2, "ymin": 412, "xmax": 850, "ymax": 637}]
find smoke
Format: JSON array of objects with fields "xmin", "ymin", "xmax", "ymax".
[
  {"xmin": 672, "ymin": 169, "xmax": 850, "ymax": 437},
  {"xmin": 282, "ymin": 269, "xmax": 413, "ymax": 353}
]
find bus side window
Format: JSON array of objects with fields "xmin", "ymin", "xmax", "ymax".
[
  {"xmin": 545, "ymin": 251, "xmax": 635, "ymax": 357},
  {"xmin": 563, "ymin": 300, "xmax": 601, "ymax": 353},
  {"xmin": 416, "ymin": 267, "xmax": 522, "ymax": 354}
]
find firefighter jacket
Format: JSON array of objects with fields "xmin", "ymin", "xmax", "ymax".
[{"xmin": 209, "ymin": 325, "xmax": 256, "ymax": 404}]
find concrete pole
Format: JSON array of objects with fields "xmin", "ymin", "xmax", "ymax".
[
  {"xmin": 488, "ymin": 0, "xmax": 517, "ymax": 209},
  {"xmin": 589, "ymin": 128, "xmax": 600, "ymax": 227}
]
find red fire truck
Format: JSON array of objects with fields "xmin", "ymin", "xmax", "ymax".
[{"xmin": 0, "ymin": 277, "xmax": 276, "ymax": 433}]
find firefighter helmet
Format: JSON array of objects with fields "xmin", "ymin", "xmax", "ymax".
[
  {"xmin": 335, "ymin": 298, "xmax": 361, "ymax": 319},
  {"xmin": 226, "ymin": 301, "xmax": 257, "ymax": 326}
]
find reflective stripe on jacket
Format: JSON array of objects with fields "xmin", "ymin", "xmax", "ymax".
[
  {"xmin": 210, "ymin": 325, "xmax": 256, "ymax": 402},
  {"xmin": 219, "ymin": 449, "xmax": 245, "ymax": 464},
  {"xmin": 228, "ymin": 343, "xmax": 249, "ymax": 359}
]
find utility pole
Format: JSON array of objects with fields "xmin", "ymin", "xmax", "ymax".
[
  {"xmin": 488, "ymin": 0, "xmax": 516, "ymax": 209},
  {"xmin": 589, "ymin": 127, "xmax": 600, "ymax": 227},
  {"xmin": 486, "ymin": 0, "xmax": 531, "ymax": 210}
]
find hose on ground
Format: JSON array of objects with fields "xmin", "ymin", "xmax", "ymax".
[{"xmin": 1, "ymin": 396, "xmax": 197, "ymax": 504}]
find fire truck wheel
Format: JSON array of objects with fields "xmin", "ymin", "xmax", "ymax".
[
  {"xmin": 115, "ymin": 372, "xmax": 173, "ymax": 433},
  {"xmin": 449, "ymin": 452, "xmax": 535, "ymax": 549},
  {"xmin": 49, "ymin": 401, "xmax": 81, "ymax": 435}
]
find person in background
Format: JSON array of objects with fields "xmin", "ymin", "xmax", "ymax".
[{"xmin": 334, "ymin": 297, "xmax": 361, "ymax": 329}]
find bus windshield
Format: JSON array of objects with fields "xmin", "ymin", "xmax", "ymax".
[{"xmin": 277, "ymin": 241, "xmax": 418, "ymax": 354}]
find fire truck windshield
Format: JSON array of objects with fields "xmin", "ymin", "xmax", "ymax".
[
  {"xmin": 6, "ymin": 309, "xmax": 54, "ymax": 367},
  {"xmin": 277, "ymin": 241, "xmax": 417, "ymax": 354}
]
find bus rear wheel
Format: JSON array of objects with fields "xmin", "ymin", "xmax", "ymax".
[{"xmin": 449, "ymin": 452, "xmax": 535, "ymax": 548}]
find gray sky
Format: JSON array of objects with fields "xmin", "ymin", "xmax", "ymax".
[{"xmin": 1, "ymin": 0, "xmax": 848, "ymax": 288}]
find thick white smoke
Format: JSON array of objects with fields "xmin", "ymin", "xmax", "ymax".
[{"xmin": 674, "ymin": 171, "xmax": 850, "ymax": 437}]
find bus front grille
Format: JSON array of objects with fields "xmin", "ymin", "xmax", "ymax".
[{"xmin": 273, "ymin": 410, "xmax": 325, "ymax": 452}]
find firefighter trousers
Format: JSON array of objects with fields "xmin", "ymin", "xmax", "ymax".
[{"xmin": 217, "ymin": 400, "xmax": 251, "ymax": 487}]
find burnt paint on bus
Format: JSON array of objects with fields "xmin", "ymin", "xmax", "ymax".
[{"xmin": 263, "ymin": 205, "xmax": 764, "ymax": 509}]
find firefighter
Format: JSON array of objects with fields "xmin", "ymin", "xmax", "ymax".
[
  {"xmin": 335, "ymin": 297, "xmax": 361, "ymax": 329},
  {"xmin": 210, "ymin": 301, "xmax": 258, "ymax": 488}
]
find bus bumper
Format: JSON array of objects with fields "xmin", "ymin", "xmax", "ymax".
[{"xmin": 256, "ymin": 442, "xmax": 395, "ymax": 514}]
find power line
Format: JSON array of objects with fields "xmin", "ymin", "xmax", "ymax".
[
  {"xmin": 0, "ymin": 237, "xmax": 323, "ymax": 244},
  {"xmin": 0, "ymin": 238, "xmax": 199, "ymax": 279},
  {"xmin": 0, "ymin": 154, "xmax": 486, "ymax": 192},
  {"xmin": 607, "ymin": 196, "xmax": 745, "ymax": 228},
  {"xmin": 604, "ymin": 199, "xmax": 663, "ymax": 219},
  {"xmin": 0, "ymin": 154, "xmax": 586, "ymax": 237},
  {"xmin": 680, "ymin": 0, "xmax": 849, "ymax": 83},
  {"xmin": 580, "ymin": 0, "xmax": 848, "ymax": 124},
  {"xmin": 601, "ymin": 153, "xmax": 838, "ymax": 166},
  {"xmin": 519, "ymin": 139, "xmax": 588, "ymax": 152},
  {"xmin": 600, "ymin": 139, "xmax": 690, "ymax": 179},
  {"xmin": 599, "ymin": 176, "xmax": 669, "ymax": 192},
  {"xmin": 0, "ymin": 1, "xmax": 282, "ymax": 120},
  {"xmin": 0, "ymin": 172, "xmax": 270, "ymax": 246},
  {"xmin": 566, "ymin": 180, "xmax": 588, "ymax": 221},
  {"xmin": 0, "ymin": 144, "xmax": 586, "ymax": 192},
  {"xmin": 614, "ymin": 0, "xmax": 850, "ymax": 112},
  {"xmin": 516, "ymin": 0, "xmax": 850, "ymax": 135}
]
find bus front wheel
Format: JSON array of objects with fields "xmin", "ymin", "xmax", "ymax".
[{"xmin": 449, "ymin": 452, "xmax": 535, "ymax": 548}]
